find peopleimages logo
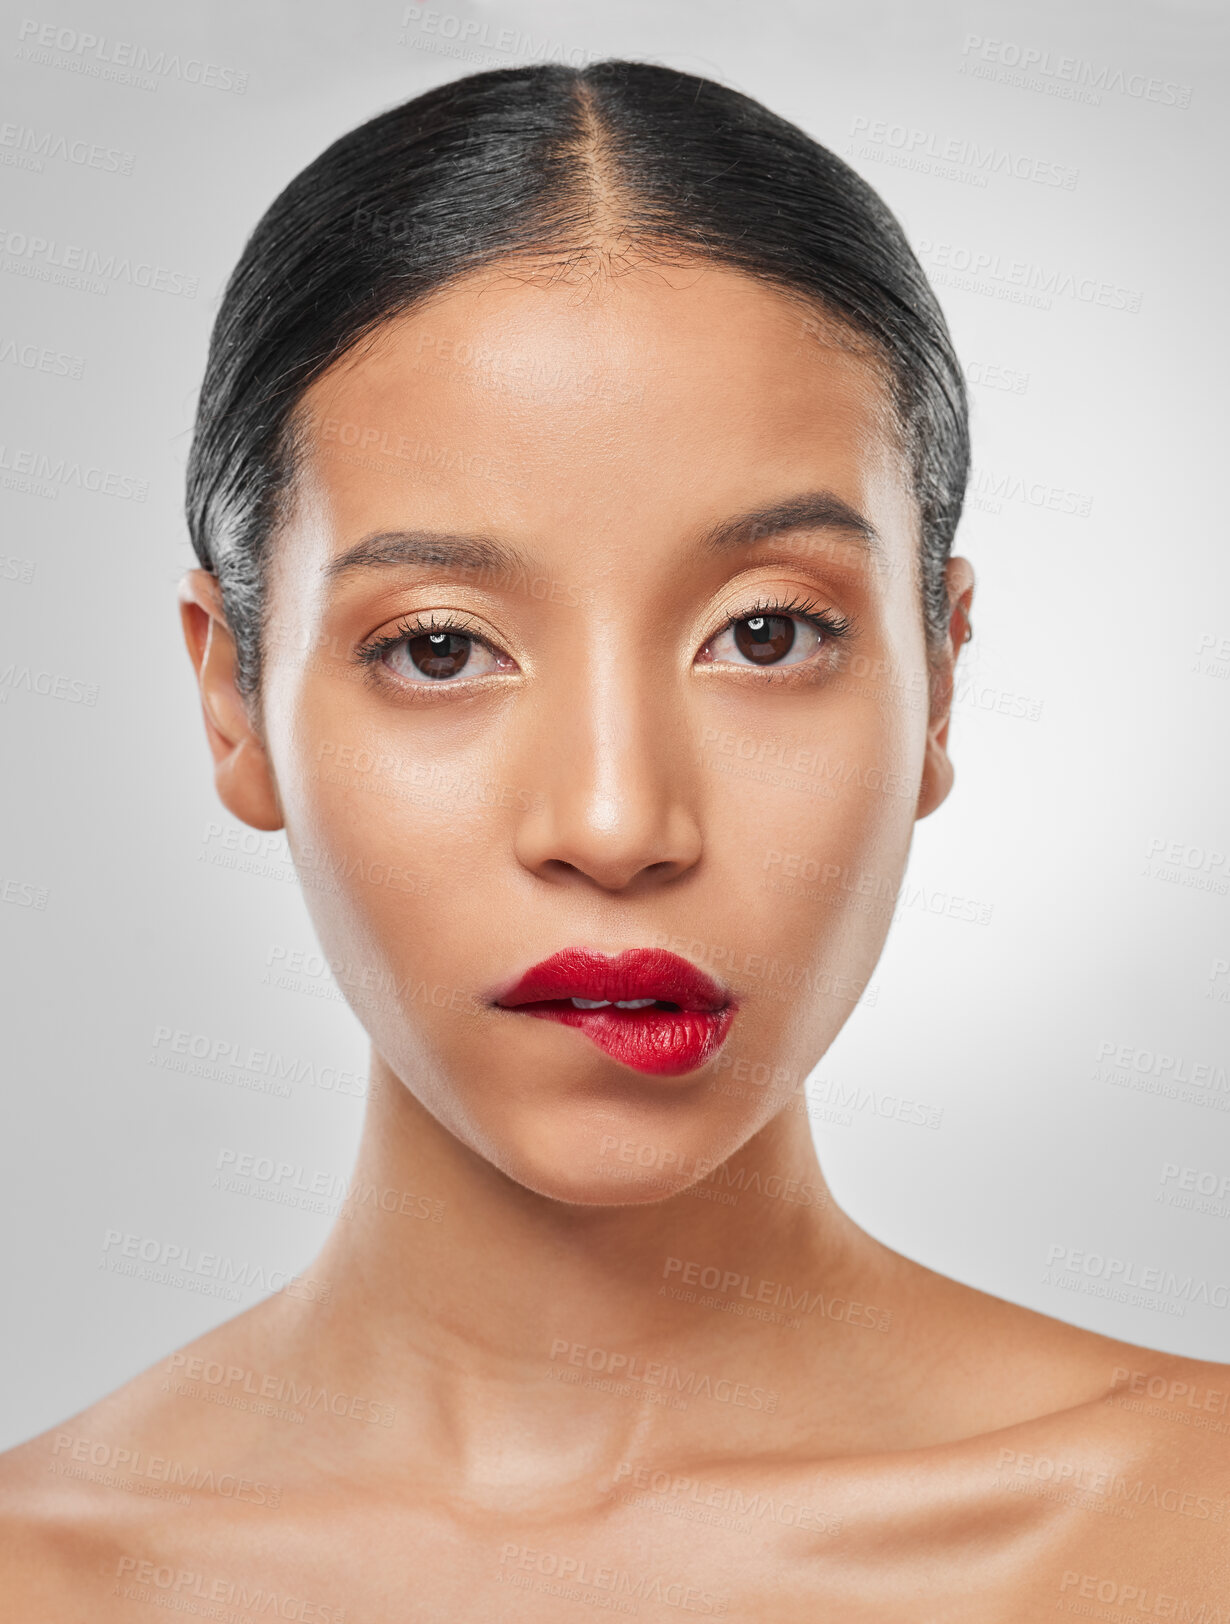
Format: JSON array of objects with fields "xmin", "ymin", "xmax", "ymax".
[
  {"xmin": 15, "ymin": 19, "xmax": 248, "ymax": 93},
  {"xmin": 100, "ymin": 1229, "xmax": 332, "ymax": 1305},
  {"xmin": 0, "ymin": 121, "xmax": 135, "ymax": 175},
  {"xmin": 0, "ymin": 442, "xmax": 147, "ymax": 500},
  {"xmin": 848, "ymin": 115, "xmax": 1079, "ymax": 189},
  {"xmin": 51, "ymin": 1433, "xmax": 281, "ymax": 1507},
  {"xmin": 1058, "ymin": 1573, "xmax": 1225, "ymax": 1620},
  {"xmin": 1095, "ymin": 1040, "xmax": 1228, "ymax": 1094},
  {"xmin": 661, "ymin": 1256, "xmax": 892, "ymax": 1332},
  {"xmin": 108, "ymin": 1557, "xmax": 344, "ymax": 1622},
  {"xmin": 497, "ymin": 1543, "xmax": 729, "ymax": 1614},
  {"xmin": 0, "ymin": 225, "xmax": 197, "ymax": 297},
  {"xmin": 549, "ymin": 1339, "xmax": 779, "ymax": 1412},
  {"xmin": 398, "ymin": 6, "xmax": 600, "ymax": 68},
  {"xmin": 0, "ymin": 336, "xmax": 84, "ymax": 378},
  {"xmin": 1109, "ymin": 1366, "xmax": 1230, "ymax": 1417},
  {"xmin": 1043, "ymin": 1243, "xmax": 1230, "ymax": 1312},
  {"xmin": 966, "ymin": 465, "xmax": 1092, "ymax": 519},
  {"xmin": 611, "ymin": 1462, "xmax": 841, "ymax": 1536},
  {"xmin": 997, "ymin": 1448, "xmax": 1224, "ymax": 1521},
  {"xmin": 915, "ymin": 238, "xmax": 1143, "ymax": 315},
  {"xmin": 0, "ymin": 661, "xmax": 98, "ymax": 705},
  {"xmin": 164, "ymin": 1353, "xmax": 396, "ymax": 1428},
  {"xmin": 959, "ymin": 34, "xmax": 1193, "ymax": 108}
]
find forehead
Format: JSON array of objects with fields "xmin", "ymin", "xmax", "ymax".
[{"xmin": 289, "ymin": 260, "xmax": 912, "ymax": 558}]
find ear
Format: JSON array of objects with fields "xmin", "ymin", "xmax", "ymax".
[
  {"xmin": 178, "ymin": 569, "xmax": 283, "ymax": 832},
  {"xmin": 915, "ymin": 556, "xmax": 975, "ymax": 822}
]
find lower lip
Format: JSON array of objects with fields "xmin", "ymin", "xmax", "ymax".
[{"xmin": 512, "ymin": 1002, "xmax": 735, "ymax": 1077}]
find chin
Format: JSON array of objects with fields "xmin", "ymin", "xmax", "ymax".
[
  {"xmin": 498, "ymin": 1155, "xmax": 708, "ymax": 1209},
  {"xmin": 474, "ymin": 1098, "xmax": 742, "ymax": 1210}
]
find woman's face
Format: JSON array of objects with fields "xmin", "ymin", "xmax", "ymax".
[{"xmin": 237, "ymin": 261, "xmax": 963, "ymax": 1204}]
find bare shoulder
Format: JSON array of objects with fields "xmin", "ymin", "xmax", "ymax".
[
  {"xmin": 895, "ymin": 1242, "xmax": 1228, "ymax": 1428},
  {"xmin": 0, "ymin": 1406, "xmax": 147, "ymax": 1616},
  {"xmin": 0, "ymin": 1301, "xmax": 295, "ymax": 1609},
  {"xmin": 977, "ymin": 1330, "xmax": 1230, "ymax": 1599},
  {"xmin": 1062, "ymin": 1338, "xmax": 1230, "ymax": 1524},
  {"xmin": 968, "ymin": 1271, "xmax": 1230, "ymax": 1536},
  {"xmin": 831, "ymin": 1252, "xmax": 1230, "ymax": 1600}
]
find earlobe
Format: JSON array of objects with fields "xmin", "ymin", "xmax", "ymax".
[
  {"xmin": 916, "ymin": 733, "xmax": 954, "ymax": 821},
  {"xmin": 177, "ymin": 569, "xmax": 283, "ymax": 833},
  {"xmin": 915, "ymin": 556, "xmax": 975, "ymax": 823}
]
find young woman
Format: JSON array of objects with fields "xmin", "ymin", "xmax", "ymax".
[{"xmin": 3, "ymin": 59, "xmax": 1226, "ymax": 1618}]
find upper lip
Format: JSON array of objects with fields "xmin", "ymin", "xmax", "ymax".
[{"xmin": 494, "ymin": 948, "xmax": 732, "ymax": 1013}]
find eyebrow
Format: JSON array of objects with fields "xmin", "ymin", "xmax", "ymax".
[
  {"xmin": 322, "ymin": 489, "xmax": 884, "ymax": 587},
  {"xmin": 698, "ymin": 491, "xmax": 884, "ymax": 561},
  {"xmin": 323, "ymin": 531, "xmax": 533, "ymax": 586}
]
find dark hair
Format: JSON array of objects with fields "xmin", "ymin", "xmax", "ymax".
[{"xmin": 186, "ymin": 59, "xmax": 968, "ymax": 712}]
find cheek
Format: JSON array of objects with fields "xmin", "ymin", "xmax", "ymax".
[
  {"xmin": 278, "ymin": 756, "xmax": 517, "ymax": 1135},
  {"xmin": 759, "ymin": 780, "xmax": 910, "ymax": 942},
  {"xmin": 288, "ymin": 752, "xmax": 507, "ymax": 933},
  {"xmin": 701, "ymin": 686, "xmax": 920, "ymax": 913},
  {"xmin": 712, "ymin": 772, "xmax": 913, "ymax": 1002},
  {"xmin": 693, "ymin": 693, "xmax": 920, "ymax": 1077},
  {"xmin": 276, "ymin": 652, "xmax": 506, "ymax": 854}
]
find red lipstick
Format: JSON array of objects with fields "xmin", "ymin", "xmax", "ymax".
[{"xmin": 494, "ymin": 948, "xmax": 736, "ymax": 1077}]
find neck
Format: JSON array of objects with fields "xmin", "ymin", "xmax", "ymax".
[{"xmin": 280, "ymin": 1049, "xmax": 906, "ymax": 1485}]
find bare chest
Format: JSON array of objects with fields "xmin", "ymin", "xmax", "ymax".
[{"xmin": 75, "ymin": 1477, "xmax": 1153, "ymax": 1624}]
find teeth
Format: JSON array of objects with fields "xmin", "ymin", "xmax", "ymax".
[{"xmin": 568, "ymin": 997, "xmax": 658, "ymax": 1010}]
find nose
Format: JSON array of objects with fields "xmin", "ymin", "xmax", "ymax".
[{"xmin": 512, "ymin": 660, "xmax": 703, "ymax": 895}]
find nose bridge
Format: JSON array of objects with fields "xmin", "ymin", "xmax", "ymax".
[{"xmin": 512, "ymin": 640, "xmax": 701, "ymax": 891}]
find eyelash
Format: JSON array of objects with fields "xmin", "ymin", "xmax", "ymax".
[
  {"xmin": 354, "ymin": 596, "xmax": 855, "ymax": 682},
  {"xmin": 727, "ymin": 594, "xmax": 853, "ymax": 647},
  {"xmin": 355, "ymin": 611, "xmax": 487, "ymax": 668}
]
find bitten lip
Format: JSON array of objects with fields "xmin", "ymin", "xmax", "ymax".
[{"xmin": 493, "ymin": 947, "xmax": 733, "ymax": 1014}]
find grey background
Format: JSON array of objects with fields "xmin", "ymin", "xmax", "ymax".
[{"xmin": 1, "ymin": 0, "xmax": 1227, "ymax": 1448}]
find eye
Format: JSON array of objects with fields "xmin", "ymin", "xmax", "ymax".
[
  {"xmin": 389, "ymin": 628, "xmax": 502, "ymax": 682},
  {"xmin": 700, "ymin": 601, "xmax": 850, "ymax": 670},
  {"xmin": 717, "ymin": 613, "xmax": 815, "ymax": 667},
  {"xmin": 359, "ymin": 617, "xmax": 513, "ymax": 685}
]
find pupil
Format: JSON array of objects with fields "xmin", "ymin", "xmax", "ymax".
[
  {"xmin": 408, "ymin": 631, "xmax": 471, "ymax": 679},
  {"xmin": 734, "ymin": 614, "xmax": 795, "ymax": 664}
]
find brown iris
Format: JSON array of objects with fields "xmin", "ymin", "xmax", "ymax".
[
  {"xmin": 733, "ymin": 614, "xmax": 795, "ymax": 665},
  {"xmin": 408, "ymin": 631, "xmax": 472, "ymax": 679}
]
